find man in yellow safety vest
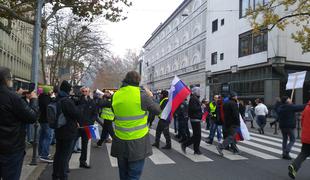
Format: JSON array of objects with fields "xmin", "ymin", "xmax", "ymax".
[
  {"xmin": 152, "ymin": 90, "xmax": 171, "ymax": 149},
  {"xmin": 111, "ymin": 71, "xmax": 161, "ymax": 180},
  {"xmin": 97, "ymin": 91, "xmax": 115, "ymax": 146}
]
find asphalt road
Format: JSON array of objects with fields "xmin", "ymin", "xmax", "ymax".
[{"xmin": 39, "ymin": 125, "xmax": 310, "ymax": 180}]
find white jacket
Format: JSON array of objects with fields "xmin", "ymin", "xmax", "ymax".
[{"xmin": 255, "ymin": 103, "xmax": 268, "ymax": 116}]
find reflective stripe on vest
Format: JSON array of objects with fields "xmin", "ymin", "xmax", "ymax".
[
  {"xmin": 159, "ymin": 97, "xmax": 168, "ymax": 119},
  {"xmin": 112, "ymin": 86, "xmax": 148, "ymax": 140},
  {"xmin": 114, "ymin": 112, "xmax": 147, "ymax": 121},
  {"xmin": 209, "ymin": 102, "xmax": 217, "ymax": 117},
  {"xmin": 100, "ymin": 107, "xmax": 115, "ymax": 121}
]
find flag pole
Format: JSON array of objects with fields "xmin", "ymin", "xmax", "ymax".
[{"xmin": 290, "ymin": 75, "xmax": 297, "ymax": 101}]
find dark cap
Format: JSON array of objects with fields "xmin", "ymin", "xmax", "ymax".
[
  {"xmin": 161, "ymin": 90, "xmax": 168, "ymax": 97},
  {"xmin": 229, "ymin": 91, "xmax": 238, "ymax": 98},
  {"xmin": 60, "ymin": 80, "xmax": 72, "ymax": 94}
]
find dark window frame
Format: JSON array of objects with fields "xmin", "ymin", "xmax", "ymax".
[
  {"xmin": 221, "ymin": 19, "xmax": 225, "ymax": 26},
  {"xmin": 239, "ymin": 29, "xmax": 268, "ymax": 57},
  {"xmin": 211, "ymin": 52, "xmax": 218, "ymax": 65},
  {"xmin": 212, "ymin": 19, "xmax": 218, "ymax": 33},
  {"xmin": 220, "ymin": 53, "xmax": 224, "ymax": 60}
]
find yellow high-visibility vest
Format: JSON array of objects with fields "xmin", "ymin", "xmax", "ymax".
[
  {"xmin": 158, "ymin": 97, "xmax": 168, "ymax": 119},
  {"xmin": 112, "ymin": 86, "xmax": 148, "ymax": 140}
]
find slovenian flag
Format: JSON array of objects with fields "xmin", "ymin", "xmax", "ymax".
[
  {"xmin": 235, "ymin": 114, "xmax": 251, "ymax": 141},
  {"xmin": 84, "ymin": 125, "xmax": 100, "ymax": 140},
  {"xmin": 161, "ymin": 76, "xmax": 191, "ymax": 121}
]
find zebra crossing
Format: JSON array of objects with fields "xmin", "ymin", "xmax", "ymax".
[{"xmin": 69, "ymin": 128, "xmax": 305, "ymax": 168}]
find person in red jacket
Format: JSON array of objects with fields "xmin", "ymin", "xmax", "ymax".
[{"xmin": 288, "ymin": 100, "xmax": 310, "ymax": 179}]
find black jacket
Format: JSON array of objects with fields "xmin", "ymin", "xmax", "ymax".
[
  {"xmin": 55, "ymin": 91, "xmax": 80, "ymax": 140},
  {"xmin": 0, "ymin": 85, "xmax": 38, "ymax": 154},
  {"xmin": 175, "ymin": 101, "xmax": 188, "ymax": 122},
  {"xmin": 77, "ymin": 95, "xmax": 98, "ymax": 126},
  {"xmin": 223, "ymin": 99, "xmax": 240, "ymax": 128},
  {"xmin": 188, "ymin": 94, "xmax": 202, "ymax": 119},
  {"xmin": 278, "ymin": 104, "xmax": 305, "ymax": 129},
  {"xmin": 38, "ymin": 93, "xmax": 51, "ymax": 123}
]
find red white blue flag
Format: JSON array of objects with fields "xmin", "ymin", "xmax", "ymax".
[
  {"xmin": 84, "ymin": 125, "xmax": 100, "ymax": 140},
  {"xmin": 161, "ymin": 76, "xmax": 191, "ymax": 121},
  {"xmin": 235, "ymin": 114, "xmax": 251, "ymax": 141}
]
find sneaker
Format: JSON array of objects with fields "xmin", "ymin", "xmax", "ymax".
[
  {"xmin": 288, "ymin": 164, "xmax": 296, "ymax": 179},
  {"xmin": 40, "ymin": 156, "xmax": 53, "ymax": 163},
  {"xmin": 181, "ymin": 143, "xmax": 186, "ymax": 153},
  {"xmin": 216, "ymin": 145, "xmax": 224, "ymax": 156}
]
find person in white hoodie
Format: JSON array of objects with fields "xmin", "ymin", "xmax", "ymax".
[{"xmin": 254, "ymin": 98, "xmax": 268, "ymax": 134}]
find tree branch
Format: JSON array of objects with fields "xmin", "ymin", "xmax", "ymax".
[
  {"xmin": 268, "ymin": 12, "xmax": 310, "ymax": 30},
  {"xmin": 0, "ymin": 4, "xmax": 35, "ymax": 25}
]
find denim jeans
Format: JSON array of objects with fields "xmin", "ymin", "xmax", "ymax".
[
  {"xmin": 209, "ymin": 123, "xmax": 222, "ymax": 142},
  {"xmin": 281, "ymin": 128, "xmax": 296, "ymax": 155},
  {"xmin": 26, "ymin": 123, "xmax": 34, "ymax": 142},
  {"xmin": 117, "ymin": 158, "xmax": 145, "ymax": 180},
  {"xmin": 0, "ymin": 150, "xmax": 25, "ymax": 180},
  {"xmin": 256, "ymin": 115, "xmax": 266, "ymax": 130},
  {"xmin": 38, "ymin": 123, "xmax": 53, "ymax": 158}
]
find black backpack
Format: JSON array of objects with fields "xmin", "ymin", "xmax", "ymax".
[{"xmin": 47, "ymin": 98, "xmax": 67, "ymax": 129}]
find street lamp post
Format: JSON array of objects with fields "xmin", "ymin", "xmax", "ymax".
[{"xmin": 29, "ymin": 0, "xmax": 44, "ymax": 166}]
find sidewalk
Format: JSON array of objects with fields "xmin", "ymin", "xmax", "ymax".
[{"xmin": 21, "ymin": 144, "xmax": 53, "ymax": 180}]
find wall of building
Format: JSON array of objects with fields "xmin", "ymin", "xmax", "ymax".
[
  {"xmin": 0, "ymin": 19, "xmax": 33, "ymax": 82},
  {"xmin": 142, "ymin": 0, "xmax": 207, "ymax": 99}
]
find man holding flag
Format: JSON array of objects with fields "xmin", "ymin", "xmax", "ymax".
[
  {"xmin": 152, "ymin": 90, "xmax": 171, "ymax": 149},
  {"xmin": 181, "ymin": 87, "xmax": 203, "ymax": 155}
]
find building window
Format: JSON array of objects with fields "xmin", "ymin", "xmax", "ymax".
[
  {"xmin": 240, "ymin": 0, "xmax": 250, "ymax": 18},
  {"xmin": 220, "ymin": 53, "xmax": 224, "ymax": 60},
  {"xmin": 253, "ymin": 30, "xmax": 268, "ymax": 53},
  {"xmin": 239, "ymin": 31, "xmax": 252, "ymax": 57},
  {"xmin": 221, "ymin": 19, "xmax": 225, "ymax": 26},
  {"xmin": 212, "ymin": 19, "xmax": 218, "ymax": 33},
  {"xmin": 240, "ymin": 0, "xmax": 268, "ymax": 18},
  {"xmin": 211, "ymin": 52, "xmax": 217, "ymax": 65},
  {"xmin": 239, "ymin": 29, "xmax": 268, "ymax": 57}
]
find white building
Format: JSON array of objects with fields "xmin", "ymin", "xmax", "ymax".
[
  {"xmin": 142, "ymin": 0, "xmax": 207, "ymax": 98},
  {"xmin": 206, "ymin": 0, "xmax": 310, "ymax": 105},
  {"xmin": 142, "ymin": 0, "xmax": 310, "ymax": 105}
]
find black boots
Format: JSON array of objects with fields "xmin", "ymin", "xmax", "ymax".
[{"xmin": 161, "ymin": 144, "xmax": 171, "ymax": 149}]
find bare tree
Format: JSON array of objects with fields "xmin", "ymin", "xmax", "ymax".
[
  {"xmin": 47, "ymin": 15, "xmax": 110, "ymax": 86},
  {"xmin": 92, "ymin": 49, "xmax": 141, "ymax": 89}
]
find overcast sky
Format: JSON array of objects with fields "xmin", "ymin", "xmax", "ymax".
[{"xmin": 98, "ymin": 0, "xmax": 184, "ymax": 57}]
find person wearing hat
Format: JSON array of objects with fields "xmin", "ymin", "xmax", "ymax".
[
  {"xmin": 38, "ymin": 86, "xmax": 53, "ymax": 163},
  {"xmin": 152, "ymin": 90, "xmax": 172, "ymax": 149},
  {"xmin": 182, "ymin": 86, "xmax": 203, "ymax": 154},
  {"xmin": 52, "ymin": 80, "xmax": 80, "ymax": 180},
  {"xmin": 216, "ymin": 91, "xmax": 240, "ymax": 156}
]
